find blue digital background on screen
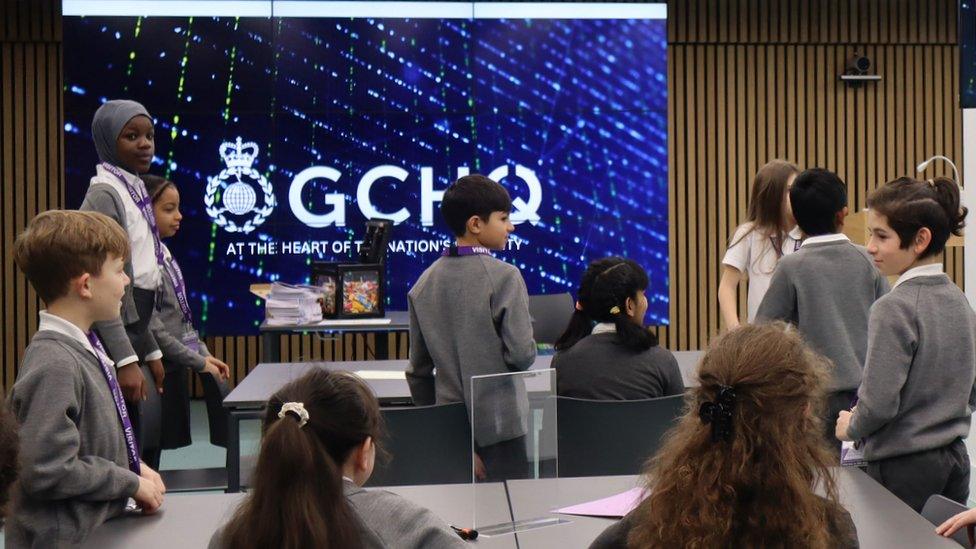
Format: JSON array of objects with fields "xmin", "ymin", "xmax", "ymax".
[
  {"xmin": 63, "ymin": 10, "xmax": 668, "ymax": 336},
  {"xmin": 962, "ymin": 1, "xmax": 976, "ymax": 107}
]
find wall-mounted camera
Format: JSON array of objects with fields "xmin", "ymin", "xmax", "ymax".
[{"xmin": 840, "ymin": 51, "xmax": 881, "ymax": 87}]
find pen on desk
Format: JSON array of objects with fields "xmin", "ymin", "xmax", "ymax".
[{"xmin": 451, "ymin": 525, "xmax": 479, "ymax": 540}]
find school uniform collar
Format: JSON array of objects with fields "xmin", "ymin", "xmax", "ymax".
[
  {"xmin": 800, "ymin": 233, "xmax": 850, "ymax": 248},
  {"xmin": 37, "ymin": 310, "xmax": 97, "ymax": 357},
  {"xmin": 94, "ymin": 162, "xmax": 141, "ymax": 185},
  {"xmin": 787, "ymin": 226, "xmax": 803, "ymax": 241},
  {"xmin": 591, "ymin": 322, "xmax": 617, "ymax": 335},
  {"xmin": 892, "ymin": 263, "xmax": 944, "ymax": 289}
]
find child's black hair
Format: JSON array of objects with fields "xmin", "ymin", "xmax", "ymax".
[
  {"xmin": 867, "ymin": 176, "xmax": 967, "ymax": 259},
  {"xmin": 556, "ymin": 257, "xmax": 658, "ymax": 353},
  {"xmin": 440, "ymin": 174, "xmax": 512, "ymax": 237},
  {"xmin": 789, "ymin": 168, "xmax": 848, "ymax": 236},
  {"xmin": 141, "ymin": 173, "xmax": 176, "ymax": 203},
  {"xmin": 555, "ymin": 257, "xmax": 625, "ymax": 351}
]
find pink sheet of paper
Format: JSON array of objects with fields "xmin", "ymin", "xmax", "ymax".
[{"xmin": 553, "ymin": 487, "xmax": 648, "ymax": 518}]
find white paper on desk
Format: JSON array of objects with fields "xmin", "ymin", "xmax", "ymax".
[
  {"xmin": 353, "ymin": 370, "xmax": 405, "ymax": 380},
  {"xmin": 315, "ymin": 318, "xmax": 393, "ymax": 326},
  {"xmin": 553, "ymin": 487, "xmax": 648, "ymax": 518}
]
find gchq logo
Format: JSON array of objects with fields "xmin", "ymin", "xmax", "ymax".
[{"xmin": 207, "ymin": 137, "xmax": 543, "ymax": 233}]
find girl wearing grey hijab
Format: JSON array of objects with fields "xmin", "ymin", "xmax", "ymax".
[
  {"xmin": 80, "ymin": 99, "xmax": 168, "ymax": 471},
  {"xmin": 91, "ymin": 99, "xmax": 153, "ymax": 173}
]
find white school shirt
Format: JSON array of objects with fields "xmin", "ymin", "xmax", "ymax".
[
  {"xmin": 892, "ymin": 263, "xmax": 944, "ymax": 289},
  {"xmin": 37, "ymin": 310, "xmax": 97, "ymax": 359},
  {"xmin": 91, "ymin": 164, "xmax": 162, "ymax": 291},
  {"xmin": 722, "ymin": 224, "xmax": 804, "ymax": 322},
  {"xmin": 799, "ymin": 232, "xmax": 850, "ymax": 248}
]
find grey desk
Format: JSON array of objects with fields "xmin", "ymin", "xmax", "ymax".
[
  {"xmin": 222, "ymin": 356, "xmax": 556, "ymax": 491},
  {"xmin": 505, "ymin": 475, "xmax": 640, "ymax": 549},
  {"xmin": 259, "ymin": 310, "xmax": 410, "ymax": 362},
  {"xmin": 83, "ymin": 483, "xmax": 514, "ymax": 548},
  {"xmin": 83, "ymin": 493, "xmax": 246, "ymax": 548},
  {"xmin": 504, "ymin": 469, "xmax": 960, "ymax": 549},
  {"xmin": 835, "ymin": 467, "xmax": 959, "ymax": 548}
]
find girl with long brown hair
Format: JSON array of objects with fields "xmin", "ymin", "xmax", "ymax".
[
  {"xmin": 719, "ymin": 160, "xmax": 802, "ymax": 329},
  {"xmin": 210, "ymin": 369, "xmax": 464, "ymax": 549},
  {"xmin": 590, "ymin": 323, "xmax": 857, "ymax": 548}
]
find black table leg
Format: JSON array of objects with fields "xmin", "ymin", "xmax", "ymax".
[{"xmin": 262, "ymin": 331, "xmax": 280, "ymax": 363}]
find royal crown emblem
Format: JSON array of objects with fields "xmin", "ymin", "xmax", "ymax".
[
  {"xmin": 205, "ymin": 137, "xmax": 276, "ymax": 234},
  {"xmin": 219, "ymin": 138, "xmax": 259, "ymax": 169}
]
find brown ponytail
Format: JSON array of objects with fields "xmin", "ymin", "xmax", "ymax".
[
  {"xmin": 931, "ymin": 177, "xmax": 968, "ymax": 236},
  {"xmin": 867, "ymin": 176, "xmax": 967, "ymax": 259},
  {"xmin": 219, "ymin": 369, "xmax": 385, "ymax": 549}
]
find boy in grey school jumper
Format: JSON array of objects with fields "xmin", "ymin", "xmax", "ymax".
[
  {"xmin": 6, "ymin": 211, "xmax": 165, "ymax": 548},
  {"xmin": 836, "ymin": 176, "xmax": 975, "ymax": 512},
  {"xmin": 757, "ymin": 168, "xmax": 889, "ymax": 448},
  {"xmin": 407, "ymin": 174, "xmax": 537, "ymax": 481}
]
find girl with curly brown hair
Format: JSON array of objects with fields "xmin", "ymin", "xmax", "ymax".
[{"xmin": 590, "ymin": 322, "xmax": 858, "ymax": 548}]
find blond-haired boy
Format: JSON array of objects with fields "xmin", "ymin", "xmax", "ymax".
[{"xmin": 5, "ymin": 210, "xmax": 165, "ymax": 548}]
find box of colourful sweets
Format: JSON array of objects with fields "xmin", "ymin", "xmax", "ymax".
[{"xmin": 311, "ymin": 261, "xmax": 385, "ymax": 319}]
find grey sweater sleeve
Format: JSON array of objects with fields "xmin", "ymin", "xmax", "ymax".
[
  {"xmin": 847, "ymin": 298, "xmax": 916, "ymax": 440},
  {"xmin": 129, "ymin": 319, "xmax": 160, "ymax": 361},
  {"xmin": 12, "ymin": 351, "xmax": 140, "ymax": 502},
  {"xmin": 352, "ymin": 489, "xmax": 465, "ymax": 549},
  {"xmin": 406, "ymin": 294, "xmax": 436, "ymax": 406},
  {"xmin": 150, "ymin": 314, "xmax": 206, "ymax": 372},
  {"xmin": 92, "ymin": 317, "xmax": 138, "ymax": 367},
  {"xmin": 82, "ymin": 185, "xmax": 160, "ymax": 363},
  {"xmin": 755, "ymin": 260, "xmax": 797, "ymax": 323},
  {"xmin": 490, "ymin": 267, "xmax": 537, "ymax": 370}
]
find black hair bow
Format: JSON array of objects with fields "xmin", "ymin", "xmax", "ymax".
[{"xmin": 699, "ymin": 385, "xmax": 736, "ymax": 443}]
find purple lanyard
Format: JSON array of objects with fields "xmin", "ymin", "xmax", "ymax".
[
  {"xmin": 101, "ymin": 163, "xmax": 165, "ymax": 268},
  {"xmin": 162, "ymin": 248, "xmax": 193, "ymax": 325},
  {"xmin": 442, "ymin": 245, "xmax": 493, "ymax": 257},
  {"xmin": 85, "ymin": 332, "xmax": 142, "ymax": 475}
]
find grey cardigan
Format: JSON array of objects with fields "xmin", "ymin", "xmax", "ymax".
[
  {"xmin": 208, "ymin": 480, "xmax": 465, "ymax": 549},
  {"xmin": 150, "ymin": 244, "xmax": 210, "ymax": 373},
  {"xmin": 5, "ymin": 331, "xmax": 140, "ymax": 548},
  {"xmin": 756, "ymin": 239, "xmax": 889, "ymax": 392},
  {"xmin": 406, "ymin": 254, "xmax": 537, "ymax": 446},
  {"xmin": 80, "ymin": 183, "xmax": 159, "ymax": 364},
  {"xmin": 553, "ymin": 333, "xmax": 685, "ymax": 400},
  {"xmin": 848, "ymin": 275, "xmax": 976, "ymax": 460}
]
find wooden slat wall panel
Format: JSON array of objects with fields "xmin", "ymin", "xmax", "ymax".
[
  {"xmin": 0, "ymin": 0, "xmax": 966, "ymax": 392},
  {"xmin": 1, "ymin": 0, "xmax": 63, "ymax": 394},
  {"xmin": 664, "ymin": 0, "xmax": 963, "ymax": 351},
  {"xmin": 669, "ymin": 0, "xmax": 956, "ymax": 45}
]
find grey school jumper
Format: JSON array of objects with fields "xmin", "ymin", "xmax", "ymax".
[
  {"xmin": 848, "ymin": 275, "xmax": 976, "ymax": 460},
  {"xmin": 209, "ymin": 480, "xmax": 466, "ymax": 549},
  {"xmin": 150, "ymin": 244, "xmax": 210, "ymax": 374},
  {"xmin": 6, "ymin": 331, "xmax": 140, "ymax": 548},
  {"xmin": 553, "ymin": 333, "xmax": 685, "ymax": 400},
  {"xmin": 407, "ymin": 254, "xmax": 537, "ymax": 446},
  {"xmin": 756, "ymin": 238, "xmax": 889, "ymax": 391}
]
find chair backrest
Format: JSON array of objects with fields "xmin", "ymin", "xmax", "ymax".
[
  {"xmin": 921, "ymin": 494, "xmax": 973, "ymax": 548},
  {"xmin": 199, "ymin": 371, "xmax": 231, "ymax": 448},
  {"xmin": 366, "ymin": 402, "xmax": 472, "ymax": 487},
  {"xmin": 529, "ymin": 292, "xmax": 575, "ymax": 345},
  {"xmin": 557, "ymin": 394, "xmax": 685, "ymax": 477}
]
